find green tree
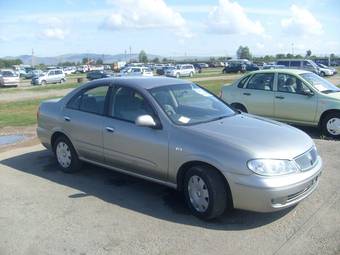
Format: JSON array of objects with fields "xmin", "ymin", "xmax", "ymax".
[
  {"xmin": 0, "ymin": 58, "xmax": 23, "ymax": 68},
  {"xmin": 236, "ymin": 46, "xmax": 252, "ymax": 60},
  {"xmin": 152, "ymin": 57, "xmax": 160, "ymax": 63},
  {"xmin": 162, "ymin": 57, "xmax": 168, "ymax": 63},
  {"xmin": 82, "ymin": 57, "xmax": 89, "ymax": 64},
  {"xmin": 96, "ymin": 58, "xmax": 103, "ymax": 65},
  {"xmin": 286, "ymin": 53, "xmax": 294, "ymax": 59},
  {"xmin": 138, "ymin": 50, "xmax": 148, "ymax": 63},
  {"xmin": 276, "ymin": 54, "xmax": 285, "ymax": 59}
]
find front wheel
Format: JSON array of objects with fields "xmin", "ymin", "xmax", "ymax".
[
  {"xmin": 176, "ymin": 73, "xmax": 180, "ymax": 78},
  {"xmin": 184, "ymin": 165, "xmax": 228, "ymax": 220},
  {"xmin": 54, "ymin": 136, "xmax": 82, "ymax": 173},
  {"xmin": 322, "ymin": 112, "xmax": 340, "ymax": 139},
  {"xmin": 189, "ymin": 72, "xmax": 193, "ymax": 77},
  {"xmin": 320, "ymin": 71, "xmax": 325, "ymax": 77},
  {"xmin": 60, "ymin": 78, "xmax": 66, "ymax": 83}
]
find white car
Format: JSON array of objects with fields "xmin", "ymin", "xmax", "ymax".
[
  {"xmin": 0, "ymin": 69, "xmax": 20, "ymax": 87},
  {"xmin": 165, "ymin": 64, "xmax": 195, "ymax": 78},
  {"xmin": 120, "ymin": 67, "xmax": 153, "ymax": 76},
  {"xmin": 32, "ymin": 69, "xmax": 66, "ymax": 85},
  {"xmin": 63, "ymin": 67, "xmax": 77, "ymax": 75},
  {"xmin": 317, "ymin": 63, "xmax": 335, "ymax": 77}
]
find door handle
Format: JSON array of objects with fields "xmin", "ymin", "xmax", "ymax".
[
  {"xmin": 106, "ymin": 127, "xmax": 115, "ymax": 133},
  {"xmin": 243, "ymin": 92, "xmax": 251, "ymax": 96},
  {"xmin": 275, "ymin": 96, "xmax": 285, "ymax": 99},
  {"xmin": 64, "ymin": 116, "xmax": 71, "ymax": 121}
]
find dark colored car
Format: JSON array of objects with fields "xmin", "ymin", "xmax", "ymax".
[
  {"xmin": 223, "ymin": 63, "xmax": 259, "ymax": 73},
  {"xmin": 86, "ymin": 71, "xmax": 113, "ymax": 80},
  {"xmin": 156, "ymin": 66, "xmax": 175, "ymax": 76}
]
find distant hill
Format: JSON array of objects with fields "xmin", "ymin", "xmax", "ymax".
[{"xmin": 3, "ymin": 53, "xmax": 162, "ymax": 65}]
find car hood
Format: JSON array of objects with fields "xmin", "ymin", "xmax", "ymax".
[
  {"xmin": 323, "ymin": 91, "xmax": 340, "ymax": 100},
  {"xmin": 189, "ymin": 113, "xmax": 314, "ymax": 160}
]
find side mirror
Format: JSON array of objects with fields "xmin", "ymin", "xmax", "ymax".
[
  {"xmin": 303, "ymin": 90, "xmax": 314, "ymax": 97},
  {"xmin": 135, "ymin": 115, "xmax": 158, "ymax": 128}
]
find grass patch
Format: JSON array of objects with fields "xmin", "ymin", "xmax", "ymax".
[
  {"xmin": 0, "ymin": 97, "xmax": 56, "ymax": 128},
  {"xmin": 1, "ymin": 82, "xmax": 80, "ymax": 93},
  {"xmin": 195, "ymin": 79, "xmax": 234, "ymax": 95}
]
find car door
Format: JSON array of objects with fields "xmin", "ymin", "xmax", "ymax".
[
  {"xmin": 102, "ymin": 85, "xmax": 169, "ymax": 180},
  {"xmin": 274, "ymin": 73, "xmax": 317, "ymax": 124},
  {"xmin": 239, "ymin": 72, "xmax": 275, "ymax": 117},
  {"xmin": 47, "ymin": 71, "xmax": 55, "ymax": 83},
  {"xmin": 62, "ymin": 84, "xmax": 110, "ymax": 162}
]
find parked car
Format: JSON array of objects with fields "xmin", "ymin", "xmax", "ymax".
[
  {"xmin": 221, "ymin": 69, "xmax": 340, "ymax": 138},
  {"xmin": 37, "ymin": 77, "xmax": 322, "ymax": 220},
  {"xmin": 276, "ymin": 59, "xmax": 320, "ymax": 75},
  {"xmin": 120, "ymin": 67, "xmax": 153, "ymax": 77},
  {"xmin": 0, "ymin": 69, "xmax": 20, "ymax": 87},
  {"xmin": 25, "ymin": 69, "xmax": 43, "ymax": 79},
  {"xmin": 165, "ymin": 64, "xmax": 195, "ymax": 78},
  {"xmin": 63, "ymin": 67, "xmax": 77, "ymax": 75},
  {"xmin": 316, "ymin": 63, "xmax": 336, "ymax": 76},
  {"xmin": 222, "ymin": 63, "xmax": 246, "ymax": 73},
  {"xmin": 86, "ymin": 70, "xmax": 113, "ymax": 80},
  {"xmin": 156, "ymin": 66, "xmax": 175, "ymax": 76},
  {"xmin": 32, "ymin": 69, "xmax": 66, "ymax": 85}
]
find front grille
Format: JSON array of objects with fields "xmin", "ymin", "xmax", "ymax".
[{"xmin": 294, "ymin": 147, "xmax": 318, "ymax": 171}]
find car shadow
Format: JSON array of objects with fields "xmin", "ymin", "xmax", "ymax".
[
  {"xmin": 293, "ymin": 125, "xmax": 337, "ymax": 141},
  {"xmin": 1, "ymin": 149, "xmax": 295, "ymax": 231}
]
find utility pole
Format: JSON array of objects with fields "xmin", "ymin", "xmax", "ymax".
[
  {"xmin": 124, "ymin": 49, "xmax": 127, "ymax": 62},
  {"xmin": 291, "ymin": 43, "xmax": 294, "ymax": 55},
  {"xmin": 31, "ymin": 48, "xmax": 34, "ymax": 67},
  {"xmin": 129, "ymin": 46, "xmax": 132, "ymax": 63}
]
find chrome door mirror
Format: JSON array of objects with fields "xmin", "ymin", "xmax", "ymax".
[{"xmin": 135, "ymin": 115, "xmax": 157, "ymax": 128}]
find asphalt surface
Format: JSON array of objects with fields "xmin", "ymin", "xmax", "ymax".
[{"xmin": 0, "ymin": 131, "xmax": 339, "ymax": 255}]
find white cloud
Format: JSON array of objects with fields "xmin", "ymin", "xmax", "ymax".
[
  {"xmin": 206, "ymin": 0, "xmax": 264, "ymax": 35},
  {"xmin": 281, "ymin": 5, "xmax": 323, "ymax": 36},
  {"xmin": 103, "ymin": 0, "xmax": 186, "ymax": 29},
  {"xmin": 40, "ymin": 28, "xmax": 68, "ymax": 40}
]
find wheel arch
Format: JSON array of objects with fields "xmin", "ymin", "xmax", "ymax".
[
  {"xmin": 230, "ymin": 102, "xmax": 248, "ymax": 113},
  {"xmin": 176, "ymin": 160, "xmax": 234, "ymax": 208},
  {"xmin": 318, "ymin": 109, "xmax": 340, "ymax": 127}
]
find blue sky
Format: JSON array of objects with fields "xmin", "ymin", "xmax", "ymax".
[{"xmin": 0, "ymin": 0, "xmax": 339, "ymax": 57}]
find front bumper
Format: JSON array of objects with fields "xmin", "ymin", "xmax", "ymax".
[{"xmin": 225, "ymin": 157, "xmax": 322, "ymax": 212}]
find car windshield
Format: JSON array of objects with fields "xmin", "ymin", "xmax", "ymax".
[
  {"xmin": 149, "ymin": 83, "xmax": 235, "ymax": 126},
  {"xmin": 1, "ymin": 71, "xmax": 15, "ymax": 77},
  {"xmin": 301, "ymin": 72, "xmax": 340, "ymax": 93}
]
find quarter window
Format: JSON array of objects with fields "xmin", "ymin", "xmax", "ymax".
[
  {"xmin": 237, "ymin": 75, "xmax": 251, "ymax": 88},
  {"xmin": 67, "ymin": 85, "xmax": 109, "ymax": 114},
  {"xmin": 277, "ymin": 73, "xmax": 312, "ymax": 95},
  {"xmin": 110, "ymin": 86, "xmax": 154, "ymax": 122},
  {"xmin": 290, "ymin": 61, "xmax": 300, "ymax": 67},
  {"xmin": 246, "ymin": 73, "xmax": 274, "ymax": 91}
]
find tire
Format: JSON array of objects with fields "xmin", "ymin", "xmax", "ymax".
[
  {"xmin": 184, "ymin": 165, "xmax": 228, "ymax": 220},
  {"xmin": 320, "ymin": 71, "xmax": 325, "ymax": 77},
  {"xmin": 176, "ymin": 73, "xmax": 180, "ymax": 78},
  {"xmin": 53, "ymin": 136, "xmax": 82, "ymax": 173},
  {"xmin": 231, "ymin": 103, "xmax": 247, "ymax": 113},
  {"xmin": 321, "ymin": 112, "xmax": 340, "ymax": 139},
  {"xmin": 60, "ymin": 78, "xmax": 65, "ymax": 83},
  {"xmin": 41, "ymin": 80, "xmax": 46, "ymax": 86},
  {"xmin": 189, "ymin": 72, "xmax": 193, "ymax": 77}
]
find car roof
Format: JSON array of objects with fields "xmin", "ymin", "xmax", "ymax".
[
  {"xmin": 97, "ymin": 76, "xmax": 192, "ymax": 89},
  {"xmin": 249, "ymin": 69, "xmax": 311, "ymax": 75}
]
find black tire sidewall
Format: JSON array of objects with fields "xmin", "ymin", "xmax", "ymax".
[
  {"xmin": 322, "ymin": 112, "xmax": 340, "ymax": 139},
  {"xmin": 53, "ymin": 136, "xmax": 81, "ymax": 173},
  {"xmin": 184, "ymin": 166, "xmax": 227, "ymax": 220}
]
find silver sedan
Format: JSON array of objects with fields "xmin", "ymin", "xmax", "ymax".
[{"xmin": 37, "ymin": 77, "xmax": 322, "ymax": 220}]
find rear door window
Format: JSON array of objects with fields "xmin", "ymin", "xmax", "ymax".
[
  {"xmin": 237, "ymin": 75, "xmax": 251, "ymax": 88},
  {"xmin": 246, "ymin": 73, "xmax": 274, "ymax": 91},
  {"xmin": 290, "ymin": 61, "xmax": 300, "ymax": 67}
]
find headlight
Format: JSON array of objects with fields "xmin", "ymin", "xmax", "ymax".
[{"xmin": 247, "ymin": 159, "xmax": 298, "ymax": 176}]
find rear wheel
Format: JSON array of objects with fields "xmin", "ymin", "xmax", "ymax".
[
  {"xmin": 176, "ymin": 73, "xmax": 180, "ymax": 78},
  {"xmin": 322, "ymin": 112, "xmax": 340, "ymax": 139},
  {"xmin": 320, "ymin": 71, "xmax": 325, "ymax": 77},
  {"xmin": 60, "ymin": 78, "xmax": 66, "ymax": 83},
  {"xmin": 53, "ymin": 136, "xmax": 82, "ymax": 173},
  {"xmin": 184, "ymin": 165, "xmax": 228, "ymax": 220},
  {"xmin": 189, "ymin": 72, "xmax": 194, "ymax": 77},
  {"xmin": 41, "ymin": 80, "xmax": 46, "ymax": 86}
]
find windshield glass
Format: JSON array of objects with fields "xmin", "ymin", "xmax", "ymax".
[
  {"xmin": 301, "ymin": 73, "xmax": 340, "ymax": 93},
  {"xmin": 1, "ymin": 71, "xmax": 15, "ymax": 77},
  {"xmin": 149, "ymin": 83, "xmax": 235, "ymax": 125}
]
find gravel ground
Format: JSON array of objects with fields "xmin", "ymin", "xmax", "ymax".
[{"xmin": 0, "ymin": 130, "xmax": 339, "ymax": 255}]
